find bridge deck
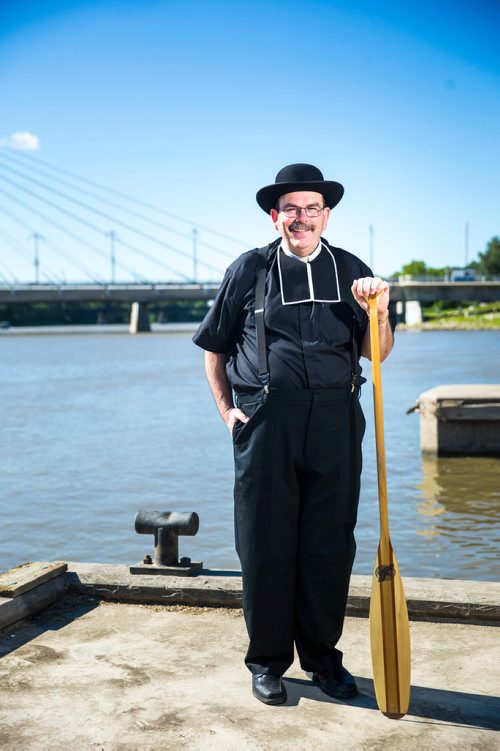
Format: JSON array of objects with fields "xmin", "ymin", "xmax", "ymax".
[{"xmin": 1, "ymin": 281, "xmax": 500, "ymax": 304}]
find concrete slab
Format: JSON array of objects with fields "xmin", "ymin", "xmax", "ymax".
[{"xmin": 0, "ymin": 594, "xmax": 498, "ymax": 749}]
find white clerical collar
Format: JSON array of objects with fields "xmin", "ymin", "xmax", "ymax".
[
  {"xmin": 278, "ymin": 242, "xmax": 341, "ymax": 305},
  {"xmin": 280, "ymin": 242, "xmax": 322, "ymax": 263}
]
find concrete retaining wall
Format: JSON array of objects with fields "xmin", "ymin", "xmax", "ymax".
[{"xmin": 1, "ymin": 560, "xmax": 499, "ymax": 631}]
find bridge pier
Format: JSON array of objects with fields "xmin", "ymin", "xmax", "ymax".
[
  {"xmin": 396, "ymin": 300, "xmax": 423, "ymax": 325},
  {"xmin": 129, "ymin": 302, "xmax": 150, "ymax": 334}
]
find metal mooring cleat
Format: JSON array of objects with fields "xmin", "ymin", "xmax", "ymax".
[{"xmin": 130, "ymin": 511, "xmax": 203, "ymax": 576}]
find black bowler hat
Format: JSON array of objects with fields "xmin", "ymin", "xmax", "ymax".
[{"xmin": 256, "ymin": 163, "xmax": 344, "ymax": 214}]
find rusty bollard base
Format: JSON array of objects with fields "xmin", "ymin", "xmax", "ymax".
[{"xmin": 129, "ymin": 559, "xmax": 203, "ymax": 577}]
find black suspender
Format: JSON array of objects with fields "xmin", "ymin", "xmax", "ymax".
[{"xmin": 255, "ymin": 245, "xmax": 270, "ymax": 393}]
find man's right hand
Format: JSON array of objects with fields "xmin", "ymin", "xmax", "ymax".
[
  {"xmin": 204, "ymin": 352, "xmax": 250, "ymax": 435},
  {"xmin": 224, "ymin": 407, "xmax": 249, "ymax": 434}
]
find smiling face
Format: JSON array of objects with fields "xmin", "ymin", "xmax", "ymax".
[{"xmin": 270, "ymin": 191, "xmax": 330, "ymax": 257}]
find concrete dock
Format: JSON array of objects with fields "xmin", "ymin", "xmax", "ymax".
[{"xmin": 0, "ymin": 562, "xmax": 498, "ymax": 749}]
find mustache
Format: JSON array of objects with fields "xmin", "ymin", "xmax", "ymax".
[{"xmin": 289, "ymin": 223, "xmax": 312, "ymax": 231}]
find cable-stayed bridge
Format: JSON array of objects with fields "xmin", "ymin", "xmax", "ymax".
[
  {"xmin": 0, "ymin": 148, "xmax": 245, "ymax": 286},
  {"xmin": 1, "ymin": 150, "xmax": 498, "ymax": 329}
]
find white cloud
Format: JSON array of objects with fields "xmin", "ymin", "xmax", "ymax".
[{"xmin": 0, "ymin": 131, "xmax": 40, "ymax": 150}]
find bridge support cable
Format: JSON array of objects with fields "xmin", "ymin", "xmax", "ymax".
[
  {"xmin": 0, "ymin": 171, "xmax": 225, "ymax": 279},
  {"xmin": 0, "ymin": 227, "xmax": 63, "ymax": 284},
  {"xmin": 0, "ymin": 240, "xmax": 22, "ymax": 283},
  {"xmin": 0, "ymin": 200, "xmax": 110, "ymax": 284},
  {"xmin": 0, "ymin": 262, "xmax": 18, "ymax": 284},
  {"xmin": 192, "ymin": 228, "xmax": 198, "ymax": 282},
  {"xmin": 107, "ymin": 230, "xmax": 117, "ymax": 284},
  {"xmin": 0, "ymin": 205, "xmax": 107, "ymax": 284},
  {"xmin": 0, "ymin": 151, "xmax": 239, "ymax": 265},
  {"xmin": 0, "ymin": 149, "xmax": 239, "ymax": 262},
  {"xmin": 1, "ymin": 148, "xmax": 250, "ymax": 250},
  {"xmin": 115, "ymin": 237, "xmax": 192, "ymax": 282},
  {"xmin": 0, "ymin": 151, "xmax": 198, "ymax": 249},
  {"xmin": 0, "ymin": 189, "xmax": 159, "ymax": 283}
]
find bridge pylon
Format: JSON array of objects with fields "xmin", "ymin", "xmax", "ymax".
[{"xmin": 129, "ymin": 301, "xmax": 150, "ymax": 333}]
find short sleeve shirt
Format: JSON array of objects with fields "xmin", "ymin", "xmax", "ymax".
[{"xmin": 193, "ymin": 238, "xmax": 373, "ymax": 393}]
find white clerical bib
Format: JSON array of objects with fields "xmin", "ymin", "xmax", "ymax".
[{"xmin": 278, "ymin": 243, "xmax": 341, "ymax": 305}]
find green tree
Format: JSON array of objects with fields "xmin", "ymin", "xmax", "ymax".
[
  {"xmin": 396, "ymin": 260, "xmax": 449, "ymax": 279},
  {"xmin": 475, "ymin": 236, "xmax": 500, "ymax": 276},
  {"xmin": 400, "ymin": 260, "xmax": 427, "ymax": 277}
]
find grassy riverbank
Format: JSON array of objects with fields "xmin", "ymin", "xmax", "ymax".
[{"xmin": 408, "ymin": 302, "xmax": 500, "ymax": 330}]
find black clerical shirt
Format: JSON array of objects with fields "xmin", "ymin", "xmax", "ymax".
[{"xmin": 193, "ymin": 238, "xmax": 373, "ymax": 393}]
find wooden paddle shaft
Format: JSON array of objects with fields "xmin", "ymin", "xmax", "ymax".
[{"xmin": 368, "ymin": 295, "xmax": 390, "ymax": 544}]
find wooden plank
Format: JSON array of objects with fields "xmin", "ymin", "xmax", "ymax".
[
  {"xmin": 0, "ymin": 576, "xmax": 67, "ymax": 631},
  {"xmin": 0, "ymin": 561, "xmax": 67, "ymax": 598}
]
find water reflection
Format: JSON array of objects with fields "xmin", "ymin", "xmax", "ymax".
[{"xmin": 416, "ymin": 455, "xmax": 500, "ymax": 545}]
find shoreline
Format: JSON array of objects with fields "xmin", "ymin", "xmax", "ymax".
[
  {"xmin": 1, "ymin": 321, "xmax": 499, "ymax": 335},
  {"xmin": 398, "ymin": 322, "xmax": 500, "ymax": 331},
  {"xmin": 0, "ymin": 322, "xmax": 200, "ymax": 336}
]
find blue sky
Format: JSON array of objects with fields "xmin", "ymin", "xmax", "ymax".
[{"xmin": 0, "ymin": 0, "xmax": 499, "ymax": 282}]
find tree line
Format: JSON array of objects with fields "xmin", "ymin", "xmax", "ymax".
[
  {"xmin": 391, "ymin": 235, "xmax": 500, "ymax": 279},
  {"xmin": 0, "ymin": 300, "xmax": 210, "ymax": 327}
]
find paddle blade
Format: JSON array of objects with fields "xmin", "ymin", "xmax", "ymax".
[{"xmin": 369, "ymin": 543, "xmax": 411, "ymax": 719}]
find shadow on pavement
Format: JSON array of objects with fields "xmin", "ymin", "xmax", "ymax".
[
  {"xmin": 0, "ymin": 593, "xmax": 99, "ymax": 659},
  {"xmin": 283, "ymin": 675, "xmax": 500, "ymax": 731}
]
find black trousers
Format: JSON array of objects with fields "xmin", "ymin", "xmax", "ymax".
[{"xmin": 233, "ymin": 387, "xmax": 365, "ymax": 677}]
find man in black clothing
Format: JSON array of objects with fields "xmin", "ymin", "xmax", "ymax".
[{"xmin": 193, "ymin": 163, "xmax": 394, "ymax": 705}]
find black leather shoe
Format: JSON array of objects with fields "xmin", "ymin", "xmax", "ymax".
[
  {"xmin": 312, "ymin": 665, "xmax": 358, "ymax": 699},
  {"xmin": 252, "ymin": 674, "xmax": 287, "ymax": 705}
]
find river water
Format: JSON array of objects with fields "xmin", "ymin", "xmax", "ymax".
[{"xmin": 1, "ymin": 328, "xmax": 499, "ymax": 581}]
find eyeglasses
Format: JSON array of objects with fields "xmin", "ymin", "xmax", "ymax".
[{"xmin": 279, "ymin": 205, "xmax": 326, "ymax": 218}]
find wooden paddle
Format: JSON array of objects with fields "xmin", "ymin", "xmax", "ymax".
[{"xmin": 366, "ymin": 294, "xmax": 411, "ymax": 719}]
